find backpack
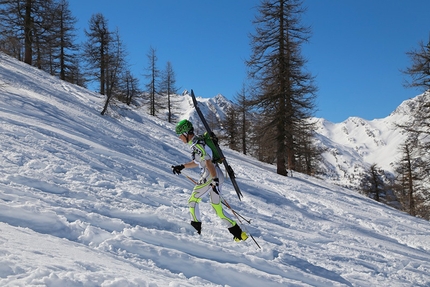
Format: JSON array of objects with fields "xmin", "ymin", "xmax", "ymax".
[{"xmin": 197, "ymin": 132, "xmax": 223, "ymax": 164}]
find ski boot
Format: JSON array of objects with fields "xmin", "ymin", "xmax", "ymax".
[
  {"xmin": 191, "ymin": 221, "xmax": 202, "ymax": 234},
  {"xmin": 228, "ymin": 224, "xmax": 248, "ymax": 242}
]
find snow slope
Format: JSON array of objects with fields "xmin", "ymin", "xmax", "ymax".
[{"xmin": 0, "ymin": 53, "xmax": 429, "ymax": 287}]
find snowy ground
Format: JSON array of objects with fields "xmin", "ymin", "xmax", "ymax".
[{"xmin": 0, "ymin": 53, "xmax": 429, "ymax": 287}]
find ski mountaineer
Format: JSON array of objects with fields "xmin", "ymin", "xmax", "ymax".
[{"xmin": 172, "ymin": 119, "xmax": 248, "ymax": 242}]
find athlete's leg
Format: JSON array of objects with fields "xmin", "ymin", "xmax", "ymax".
[
  {"xmin": 188, "ymin": 181, "xmax": 211, "ymax": 233},
  {"xmin": 209, "ymin": 166, "xmax": 247, "ymax": 241},
  {"xmin": 209, "ymin": 166, "xmax": 236, "ymax": 228}
]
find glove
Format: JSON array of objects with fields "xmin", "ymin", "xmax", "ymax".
[
  {"xmin": 211, "ymin": 177, "xmax": 220, "ymax": 194},
  {"xmin": 172, "ymin": 164, "xmax": 185, "ymax": 175}
]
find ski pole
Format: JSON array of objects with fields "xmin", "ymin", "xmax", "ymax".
[
  {"xmin": 221, "ymin": 197, "xmax": 252, "ymax": 224},
  {"xmin": 181, "ymin": 173, "xmax": 252, "ymax": 224},
  {"xmin": 184, "ymin": 174, "xmax": 197, "ymax": 185}
]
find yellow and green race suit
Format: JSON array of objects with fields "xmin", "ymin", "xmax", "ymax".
[{"xmin": 187, "ymin": 136, "xmax": 236, "ymax": 228}]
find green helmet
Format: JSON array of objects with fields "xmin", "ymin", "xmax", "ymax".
[{"xmin": 175, "ymin": 119, "xmax": 194, "ymax": 135}]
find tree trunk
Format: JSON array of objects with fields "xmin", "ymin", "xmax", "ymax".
[{"xmin": 24, "ymin": 0, "xmax": 32, "ymax": 65}]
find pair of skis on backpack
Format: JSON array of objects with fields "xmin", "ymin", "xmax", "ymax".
[
  {"xmin": 190, "ymin": 89, "xmax": 260, "ymax": 249},
  {"xmin": 190, "ymin": 89, "xmax": 243, "ymax": 201}
]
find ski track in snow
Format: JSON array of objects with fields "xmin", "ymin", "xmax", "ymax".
[{"xmin": 0, "ymin": 53, "xmax": 430, "ymax": 286}]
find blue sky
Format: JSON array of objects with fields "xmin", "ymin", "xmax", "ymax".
[{"xmin": 69, "ymin": 0, "xmax": 429, "ymax": 123}]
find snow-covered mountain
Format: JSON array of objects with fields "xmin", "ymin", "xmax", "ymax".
[
  {"xmin": 313, "ymin": 108, "xmax": 411, "ymax": 188},
  {"xmin": 1, "ymin": 52, "xmax": 429, "ymax": 286},
  {"xmin": 164, "ymin": 90, "xmax": 233, "ymax": 135}
]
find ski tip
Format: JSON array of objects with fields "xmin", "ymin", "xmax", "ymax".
[{"xmin": 238, "ymin": 192, "xmax": 244, "ymax": 201}]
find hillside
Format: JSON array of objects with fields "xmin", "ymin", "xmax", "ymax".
[{"xmin": 0, "ymin": 53, "xmax": 429, "ymax": 286}]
